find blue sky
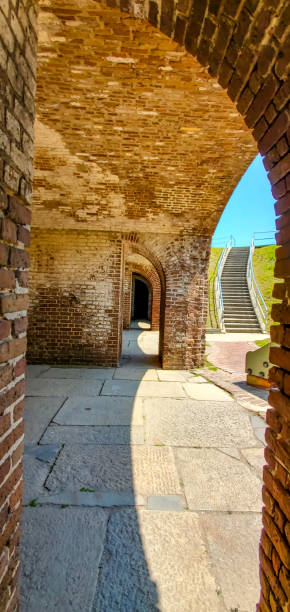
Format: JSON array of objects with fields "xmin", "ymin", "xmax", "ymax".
[{"xmin": 212, "ymin": 154, "xmax": 276, "ymax": 247}]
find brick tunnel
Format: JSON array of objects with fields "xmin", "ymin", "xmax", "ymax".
[{"xmin": 0, "ymin": 0, "xmax": 289, "ymax": 610}]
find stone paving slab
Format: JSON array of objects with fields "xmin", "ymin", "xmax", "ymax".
[
  {"xmin": 183, "ymin": 382, "xmax": 233, "ymax": 401},
  {"xmin": 197, "ymin": 368, "xmax": 269, "ymax": 414},
  {"xmin": 23, "ymin": 445, "xmax": 61, "ymax": 505},
  {"xmin": 39, "ymin": 367, "xmax": 115, "ymax": 379},
  {"xmin": 254, "ymin": 428, "xmax": 266, "ymax": 445},
  {"xmin": 157, "ymin": 370, "xmax": 203, "ymax": 382},
  {"xmin": 113, "ymin": 368, "xmax": 158, "ymax": 380},
  {"xmin": 46, "ymin": 444, "xmax": 181, "ymax": 496},
  {"xmin": 102, "ymin": 380, "xmax": 186, "ymax": 397},
  {"xmin": 199, "ymin": 512, "xmax": 262, "ymax": 612},
  {"xmin": 26, "ymin": 365, "xmax": 50, "ymax": 378},
  {"xmin": 36, "ymin": 490, "xmax": 145, "ymax": 507},
  {"xmin": 24, "ymin": 397, "xmax": 65, "ymax": 444},
  {"xmin": 53, "ymin": 396, "xmax": 143, "ymax": 426},
  {"xmin": 93, "ymin": 509, "xmax": 225, "ymax": 612},
  {"xmin": 26, "ymin": 378, "xmax": 103, "ymax": 397},
  {"xmin": 20, "ymin": 506, "xmax": 108, "ymax": 612},
  {"xmin": 41, "ymin": 424, "xmax": 145, "ymax": 445},
  {"xmin": 176, "ymin": 448, "xmax": 262, "ymax": 511},
  {"xmin": 241, "ymin": 447, "xmax": 266, "ymax": 478},
  {"xmin": 144, "ymin": 399, "xmax": 259, "ymax": 448},
  {"xmin": 147, "ymin": 495, "xmax": 185, "ymax": 511}
]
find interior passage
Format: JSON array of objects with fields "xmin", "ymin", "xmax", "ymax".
[{"xmin": 132, "ymin": 275, "xmax": 152, "ymax": 324}]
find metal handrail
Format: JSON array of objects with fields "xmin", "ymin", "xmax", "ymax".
[
  {"xmin": 252, "ymin": 231, "xmax": 275, "ymax": 245},
  {"xmin": 247, "ymin": 237, "xmax": 268, "ymax": 332},
  {"xmin": 214, "ymin": 236, "xmax": 234, "ymax": 331}
]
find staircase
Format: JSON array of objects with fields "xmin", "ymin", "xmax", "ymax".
[{"xmin": 221, "ymin": 247, "xmax": 262, "ymax": 332}]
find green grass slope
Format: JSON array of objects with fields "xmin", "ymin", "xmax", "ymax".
[
  {"xmin": 207, "ymin": 248, "xmax": 222, "ymax": 328},
  {"xmin": 252, "ymin": 245, "xmax": 279, "ymax": 330}
]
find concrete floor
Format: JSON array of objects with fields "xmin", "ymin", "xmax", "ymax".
[{"xmin": 21, "ymin": 329, "xmax": 265, "ymax": 612}]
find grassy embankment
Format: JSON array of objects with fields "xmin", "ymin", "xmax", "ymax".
[
  {"xmin": 207, "ymin": 244, "xmax": 280, "ymax": 332},
  {"xmin": 207, "ymin": 248, "xmax": 222, "ymax": 328}
]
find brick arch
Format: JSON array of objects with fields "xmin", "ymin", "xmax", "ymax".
[
  {"xmin": 0, "ymin": 2, "xmax": 289, "ymax": 610},
  {"xmin": 123, "ymin": 254, "xmax": 162, "ymax": 330},
  {"xmin": 108, "ymin": 6, "xmax": 289, "ymax": 609},
  {"xmin": 123, "ymin": 237, "xmax": 166, "ymax": 359}
]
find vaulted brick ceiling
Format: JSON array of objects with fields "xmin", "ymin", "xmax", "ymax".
[{"xmin": 34, "ymin": 0, "xmax": 256, "ymax": 234}]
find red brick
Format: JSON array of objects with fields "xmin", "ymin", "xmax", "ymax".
[
  {"xmin": 279, "ymin": 565, "xmax": 290, "ymax": 599},
  {"xmin": 12, "ymin": 400, "xmax": 23, "ymax": 424},
  {"xmin": 268, "ymin": 388, "xmax": 290, "ymax": 422},
  {"xmin": 0, "ymin": 414, "xmax": 11, "ymax": 438},
  {"xmin": 0, "ymin": 320, "xmax": 11, "ymax": 342},
  {"xmin": 0, "ymin": 337, "xmax": 27, "ymax": 364},
  {"xmin": 263, "ymin": 467, "xmax": 290, "ymax": 522},
  {"xmin": 0, "ymin": 244, "xmax": 9, "ymax": 266},
  {"xmin": 17, "ymin": 225, "xmax": 30, "ymax": 246},
  {"xmin": 13, "ymin": 317, "xmax": 28, "ymax": 336},
  {"xmin": 0, "ymin": 189, "xmax": 7, "ymax": 212},
  {"xmin": 9, "ymin": 479, "xmax": 23, "ymax": 511},
  {"xmin": 13, "ymin": 356, "xmax": 26, "ymax": 377},
  {"xmin": 8, "ymin": 198, "xmax": 31, "ymax": 226},
  {"xmin": 15, "ymin": 270, "xmax": 28, "ymax": 288},
  {"xmin": 269, "ymin": 153, "xmax": 290, "ymax": 186},
  {"xmin": 259, "ymin": 109, "xmax": 290, "ymax": 155},
  {"xmin": 271, "ymin": 303, "xmax": 290, "ymax": 324},
  {"xmin": 0, "ymin": 294, "xmax": 29, "ymax": 315},
  {"xmin": 268, "ymin": 366, "xmax": 284, "ymax": 390},
  {"xmin": 246, "ymin": 73, "xmax": 280, "ymax": 128},
  {"xmin": 0, "ymin": 269, "xmax": 16, "ymax": 290},
  {"xmin": 261, "ymin": 528, "xmax": 273, "ymax": 559},
  {"xmin": 270, "ymin": 346, "xmax": 290, "ymax": 370},
  {"xmin": 11, "ymin": 441, "xmax": 24, "ymax": 468},
  {"xmin": 274, "ymin": 256, "xmax": 290, "ymax": 277},
  {"xmin": 0, "ymin": 380, "xmax": 25, "ymax": 416},
  {"xmin": 0, "ymin": 219, "xmax": 17, "ymax": 244},
  {"xmin": 275, "ymin": 193, "xmax": 290, "ymax": 216},
  {"xmin": 9, "ymin": 247, "xmax": 29, "ymax": 269},
  {"xmin": 0, "ymin": 458, "xmax": 11, "ymax": 488},
  {"xmin": 272, "ymin": 178, "xmax": 287, "ymax": 200},
  {"xmin": 263, "ymin": 508, "xmax": 290, "ymax": 572}
]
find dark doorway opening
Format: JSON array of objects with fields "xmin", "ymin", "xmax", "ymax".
[{"xmin": 131, "ymin": 274, "xmax": 152, "ymax": 323}]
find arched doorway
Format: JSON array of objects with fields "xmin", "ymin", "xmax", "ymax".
[{"xmin": 131, "ymin": 274, "xmax": 152, "ymax": 324}]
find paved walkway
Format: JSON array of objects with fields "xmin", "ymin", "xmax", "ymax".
[
  {"xmin": 206, "ymin": 332, "xmax": 270, "ymax": 375},
  {"xmin": 21, "ymin": 330, "xmax": 264, "ymax": 611}
]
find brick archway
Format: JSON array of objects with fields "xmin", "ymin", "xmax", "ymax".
[
  {"xmin": 0, "ymin": 1, "xmax": 289, "ymax": 609},
  {"xmin": 123, "ymin": 255, "xmax": 162, "ymax": 331}
]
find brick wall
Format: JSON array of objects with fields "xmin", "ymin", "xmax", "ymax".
[
  {"xmin": 0, "ymin": 1, "xmax": 38, "ymax": 609},
  {"xmin": 28, "ymin": 229, "xmax": 123, "ymax": 366}
]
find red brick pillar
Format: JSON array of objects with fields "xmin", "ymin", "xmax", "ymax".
[
  {"xmin": 161, "ymin": 234, "xmax": 211, "ymax": 369},
  {"xmin": 123, "ymin": 264, "xmax": 132, "ymax": 330},
  {"xmin": 257, "ymin": 109, "xmax": 290, "ymax": 610},
  {"xmin": 0, "ymin": 2, "xmax": 38, "ymax": 609}
]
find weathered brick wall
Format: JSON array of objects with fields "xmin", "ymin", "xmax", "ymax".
[
  {"xmin": 123, "ymin": 232, "xmax": 211, "ymax": 369},
  {"xmin": 123, "ymin": 264, "xmax": 132, "ymax": 330},
  {"xmin": 33, "ymin": 0, "xmax": 256, "ymax": 237},
  {"xmin": 28, "ymin": 229, "xmax": 123, "ymax": 366},
  {"xmin": 0, "ymin": 1, "xmax": 38, "ymax": 609},
  {"xmin": 123, "ymin": 258, "xmax": 161, "ymax": 331}
]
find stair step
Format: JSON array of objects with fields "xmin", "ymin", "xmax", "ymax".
[{"xmin": 219, "ymin": 246, "xmax": 262, "ymax": 331}]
